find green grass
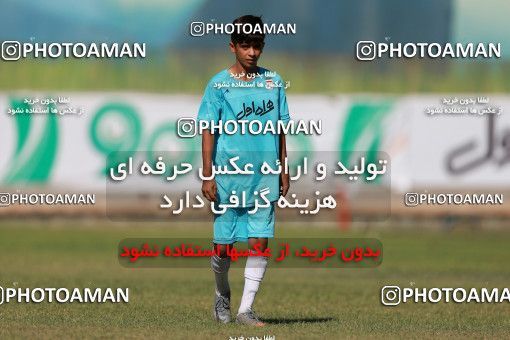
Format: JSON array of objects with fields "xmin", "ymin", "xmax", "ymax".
[
  {"xmin": 0, "ymin": 220, "xmax": 510, "ymax": 339},
  {"xmin": 1, "ymin": 52, "xmax": 510, "ymax": 93}
]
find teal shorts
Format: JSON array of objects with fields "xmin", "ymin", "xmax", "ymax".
[{"xmin": 213, "ymin": 202, "xmax": 275, "ymax": 244}]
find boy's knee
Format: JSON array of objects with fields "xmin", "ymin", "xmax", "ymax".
[
  {"xmin": 248, "ymin": 238, "xmax": 268, "ymax": 251},
  {"xmin": 213, "ymin": 243, "xmax": 232, "ymax": 258}
]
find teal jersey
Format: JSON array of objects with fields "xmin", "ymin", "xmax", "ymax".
[{"xmin": 197, "ymin": 67, "xmax": 290, "ymax": 206}]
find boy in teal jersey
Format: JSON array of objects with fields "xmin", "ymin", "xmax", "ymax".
[{"xmin": 197, "ymin": 15, "xmax": 290, "ymax": 326}]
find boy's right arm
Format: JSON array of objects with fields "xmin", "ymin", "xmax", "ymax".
[{"xmin": 201, "ymin": 129, "xmax": 217, "ymax": 202}]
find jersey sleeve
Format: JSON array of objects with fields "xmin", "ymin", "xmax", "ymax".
[
  {"xmin": 197, "ymin": 80, "xmax": 223, "ymax": 123},
  {"xmin": 276, "ymin": 74, "xmax": 290, "ymax": 124}
]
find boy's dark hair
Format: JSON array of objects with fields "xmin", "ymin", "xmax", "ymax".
[{"xmin": 231, "ymin": 15, "xmax": 265, "ymax": 46}]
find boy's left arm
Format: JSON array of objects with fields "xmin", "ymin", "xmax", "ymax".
[
  {"xmin": 277, "ymin": 73, "xmax": 290, "ymax": 198},
  {"xmin": 279, "ymin": 133, "xmax": 289, "ymax": 197}
]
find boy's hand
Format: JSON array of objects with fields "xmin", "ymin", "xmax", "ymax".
[
  {"xmin": 280, "ymin": 172, "xmax": 290, "ymax": 197},
  {"xmin": 202, "ymin": 179, "xmax": 217, "ymax": 202}
]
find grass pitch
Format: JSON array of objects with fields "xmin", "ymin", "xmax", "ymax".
[{"xmin": 0, "ymin": 220, "xmax": 509, "ymax": 339}]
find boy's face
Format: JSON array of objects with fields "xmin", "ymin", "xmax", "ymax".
[{"xmin": 230, "ymin": 41, "xmax": 264, "ymax": 69}]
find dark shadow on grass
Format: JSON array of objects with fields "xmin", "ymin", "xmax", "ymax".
[{"xmin": 261, "ymin": 317, "xmax": 336, "ymax": 324}]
